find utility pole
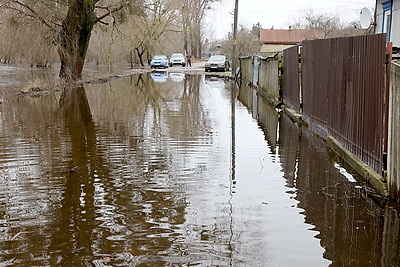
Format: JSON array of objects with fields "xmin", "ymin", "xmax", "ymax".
[{"xmin": 231, "ymin": 0, "xmax": 239, "ymax": 79}]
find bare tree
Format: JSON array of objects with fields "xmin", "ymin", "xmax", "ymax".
[
  {"xmin": 292, "ymin": 10, "xmax": 366, "ymax": 38},
  {"xmin": 181, "ymin": 0, "xmax": 217, "ymax": 58},
  {"xmin": 119, "ymin": 0, "xmax": 181, "ymax": 66},
  {"xmin": 292, "ymin": 10, "xmax": 343, "ymax": 38},
  {"xmin": 1, "ymin": 0, "xmax": 219, "ymax": 79},
  {"xmin": 91, "ymin": 23, "xmax": 119, "ymax": 71},
  {"xmin": 2, "ymin": 0, "xmax": 142, "ymax": 82},
  {"xmin": 0, "ymin": 4, "xmax": 58, "ymax": 66},
  {"xmin": 219, "ymin": 24, "xmax": 261, "ymax": 59}
]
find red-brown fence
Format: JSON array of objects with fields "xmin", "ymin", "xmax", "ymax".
[
  {"xmin": 282, "ymin": 45, "xmax": 301, "ymax": 111},
  {"xmin": 301, "ymin": 34, "xmax": 387, "ymax": 174}
]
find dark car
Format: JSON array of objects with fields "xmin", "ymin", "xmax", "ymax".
[
  {"xmin": 205, "ymin": 55, "xmax": 230, "ymax": 72},
  {"xmin": 150, "ymin": 55, "xmax": 169, "ymax": 69}
]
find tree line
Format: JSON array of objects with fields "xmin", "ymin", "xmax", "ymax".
[{"xmin": 0, "ymin": 0, "xmax": 217, "ymax": 82}]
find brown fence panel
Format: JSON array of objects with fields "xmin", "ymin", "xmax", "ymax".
[
  {"xmin": 302, "ymin": 38, "xmax": 331, "ymax": 137},
  {"xmin": 302, "ymin": 34, "xmax": 386, "ymax": 174},
  {"xmin": 282, "ymin": 45, "xmax": 301, "ymax": 111}
]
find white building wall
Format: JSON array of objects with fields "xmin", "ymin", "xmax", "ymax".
[
  {"xmin": 392, "ymin": 1, "xmax": 400, "ymax": 46},
  {"xmin": 375, "ymin": 0, "xmax": 384, "ymax": 35},
  {"xmin": 375, "ymin": 0, "xmax": 400, "ymax": 47}
]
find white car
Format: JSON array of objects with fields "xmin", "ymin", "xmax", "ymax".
[{"xmin": 169, "ymin": 53, "xmax": 186, "ymax": 67}]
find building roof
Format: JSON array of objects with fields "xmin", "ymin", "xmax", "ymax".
[{"xmin": 260, "ymin": 29, "xmax": 324, "ymax": 45}]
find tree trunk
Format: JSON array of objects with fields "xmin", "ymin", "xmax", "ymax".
[
  {"xmin": 130, "ymin": 50, "xmax": 134, "ymax": 69},
  {"xmin": 135, "ymin": 47, "xmax": 145, "ymax": 67},
  {"xmin": 196, "ymin": 23, "xmax": 202, "ymax": 58},
  {"xmin": 190, "ymin": 31, "xmax": 196, "ymax": 58},
  {"xmin": 184, "ymin": 29, "xmax": 188, "ymax": 54},
  {"xmin": 58, "ymin": 1, "xmax": 96, "ymax": 82}
]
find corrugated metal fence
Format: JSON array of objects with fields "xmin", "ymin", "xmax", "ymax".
[
  {"xmin": 301, "ymin": 34, "xmax": 387, "ymax": 175},
  {"xmin": 239, "ymin": 34, "xmax": 387, "ymax": 177},
  {"xmin": 252, "ymin": 56, "xmax": 260, "ymax": 87},
  {"xmin": 239, "ymin": 53, "xmax": 280, "ymax": 104},
  {"xmin": 282, "ymin": 46, "xmax": 301, "ymax": 111},
  {"xmin": 259, "ymin": 55, "xmax": 280, "ymax": 102},
  {"xmin": 239, "ymin": 55, "xmax": 252, "ymax": 82}
]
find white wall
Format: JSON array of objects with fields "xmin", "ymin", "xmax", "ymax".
[
  {"xmin": 375, "ymin": 0, "xmax": 400, "ymax": 47},
  {"xmin": 375, "ymin": 0, "xmax": 384, "ymax": 36},
  {"xmin": 392, "ymin": 1, "xmax": 400, "ymax": 46}
]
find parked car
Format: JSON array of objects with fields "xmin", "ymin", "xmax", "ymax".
[
  {"xmin": 150, "ymin": 55, "xmax": 169, "ymax": 69},
  {"xmin": 169, "ymin": 53, "xmax": 186, "ymax": 67},
  {"xmin": 205, "ymin": 55, "xmax": 230, "ymax": 72}
]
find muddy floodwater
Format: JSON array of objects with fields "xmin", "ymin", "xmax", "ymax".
[{"xmin": 0, "ymin": 72, "xmax": 399, "ymax": 266}]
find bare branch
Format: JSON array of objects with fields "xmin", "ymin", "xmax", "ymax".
[
  {"xmin": 95, "ymin": 1, "xmax": 131, "ymax": 24},
  {"xmin": 11, "ymin": 0, "xmax": 59, "ymax": 31}
]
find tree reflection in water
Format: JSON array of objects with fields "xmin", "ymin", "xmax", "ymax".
[
  {"xmin": 54, "ymin": 82, "xmax": 188, "ymax": 265},
  {"xmin": 54, "ymin": 85, "xmax": 99, "ymax": 265}
]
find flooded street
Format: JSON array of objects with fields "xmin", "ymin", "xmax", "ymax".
[{"xmin": 0, "ymin": 72, "xmax": 399, "ymax": 266}]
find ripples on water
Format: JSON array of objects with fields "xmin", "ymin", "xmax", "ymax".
[{"xmin": 0, "ymin": 72, "xmax": 398, "ymax": 266}]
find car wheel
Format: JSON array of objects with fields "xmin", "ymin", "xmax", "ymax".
[{"xmin": 182, "ymin": 63, "xmax": 186, "ymax": 67}]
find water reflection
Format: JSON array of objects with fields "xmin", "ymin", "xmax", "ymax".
[
  {"xmin": 57, "ymin": 80, "xmax": 192, "ymax": 265},
  {"xmin": 0, "ymin": 65, "xmax": 59, "ymax": 87},
  {"xmin": 239, "ymin": 84, "xmax": 400, "ymax": 266},
  {"xmin": 238, "ymin": 87, "xmax": 279, "ymax": 153},
  {"xmin": 150, "ymin": 70, "xmax": 168, "ymax": 83},
  {"xmin": 149, "ymin": 71, "xmax": 186, "ymax": 84},
  {"xmin": 1, "ymin": 73, "xmax": 400, "ymax": 266},
  {"xmin": 169, "ymin": 73, "xmax": 185, "ymax": 83},
  {"xmin": 0, "ymin": 76, "xmax": 204, "ymax": 265}
]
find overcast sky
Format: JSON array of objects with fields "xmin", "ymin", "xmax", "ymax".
[{"xmin": 206, "ymin": 0, "xmax": 376, "ymax": 39}]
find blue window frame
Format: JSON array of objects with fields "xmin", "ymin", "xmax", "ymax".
[{"xmin": 382, "ymin": 0, "xmax": 393, "ymax": 42}]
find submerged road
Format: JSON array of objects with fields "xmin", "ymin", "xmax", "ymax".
[{"xmin": 0, "ymin": 69, "xmax": 398, "ymax": 266}]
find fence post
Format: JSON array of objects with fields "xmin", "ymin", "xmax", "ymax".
[{"xmin": 388, "ymin": 61, "xmax": 400, "ymax": 199}]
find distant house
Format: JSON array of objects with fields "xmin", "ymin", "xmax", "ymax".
[
  {"xmin": 375, "ymin": 0, "xmax": 400, "ymax": 47},
  {"xmin": 259, "ymin": 28, "xmax": 324, "ymax": 52}
]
